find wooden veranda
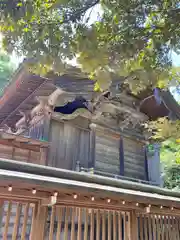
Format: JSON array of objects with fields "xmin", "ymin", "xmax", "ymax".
[{"xmin": 0, "ymin": 159, "xmax": 180, "ymax": 239}]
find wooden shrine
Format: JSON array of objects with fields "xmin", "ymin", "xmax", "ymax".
[{"xmin": 0, "ymin": 63, "xmax": 179, "ymax": 239}]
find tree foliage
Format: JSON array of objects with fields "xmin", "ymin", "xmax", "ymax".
[
  {"xmin": 160, "ymin": 139, "xmax": 180, "ymax": 190},
  {"xmin": 148, "ymin": 117, "xmax": 180, "ymax": 140},
  {"xmin": 163, "ymin": 164, "xmax": 180, "ymax": 190},
  {"xmin": 0, "ymin": 0, "xmax": 180, "ymax": 92},
  {"xmin": 1, "ymin": 0, "xmax": 180, "ymax": 140},
  {"xmin": 0, "ymin": 51, "xmax": 15, "ymax": 95},
  {"xmin": 161, "ymin": 139, "xmax": 180, "ymax": 166}
]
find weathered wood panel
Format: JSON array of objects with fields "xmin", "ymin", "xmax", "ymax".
[
  {"xmin": 0, "ymin": 144, "xmax": 41, "ymax": 164},
  {"xmin": 48, "ymin": 119, "xmax": 90, "ymax": 170},
  {"xmin": 123, "ymin": 137, "xmax": 145, "ymax": 180},
  {"xmin": 0, "ymin": 145, "xmax": 14, "ymax": 159},
  {"xmin": 95, "ymin": 131, "xmax": 120, "ymax": 175}
]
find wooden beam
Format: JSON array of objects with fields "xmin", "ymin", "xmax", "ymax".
[
  {"xmin": 143, "ymin": 206, "xmax": 180, "ymax": 217},
  {"xmin": 0, "ymin": 186, "xmax": 50, "ymax": 201}
]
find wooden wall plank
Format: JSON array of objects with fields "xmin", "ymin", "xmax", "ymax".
[
  {"xmin": 95, "ymin": 132, "xmax": 120, "ymax": 175},
  {"xmin": 123, "ymin": 137, "xmax": 145, "ymax": 180},
  {"xmin": 48, "ymin": 119, "xmax": 90, "ymax": 170}
]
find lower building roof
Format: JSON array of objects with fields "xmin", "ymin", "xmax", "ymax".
[{"xmin": 0, "ymin": 158, "xmax": 180, "ymax": 209}]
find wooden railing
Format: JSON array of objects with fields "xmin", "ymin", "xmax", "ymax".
[
  {"xmin": 1, "ymin": 198, "xmax": 180, "ymax": 240},
  {"xmin": 137, "ymin": 213, "xmax": 180, "ymax": 240}
]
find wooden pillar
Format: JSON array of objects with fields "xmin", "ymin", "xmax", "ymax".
[
  {"xmin": 0, "ymin": 200, "xmax": 4, "ymax": 230},
  {"xmin": 144, "ymin": 146, "xmax": 149, "ymax": 181},
  {"xmin": 119, "ymin": 136, "xmax": 124, "ymax": 176},
  {"xmin": 89, "ymin": 124, "xmax": 96, "ymax": 168},
  {"xmin": 30, "ymin": 203, "xmax": 48, "ymax": 240},
  {"xmin": 130, "ymin": 210, "xmax": 138, "ymax": 240}
]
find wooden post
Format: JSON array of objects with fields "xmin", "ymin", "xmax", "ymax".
[
  {"xmin": 3, "ymin": 201, "xmax": 12, "ymax": 239},
  {"xmin": 21, "ymin": 203, "xmax": 29, "ymax": 240},
  {"xmin": 30, "ymin": 203, "xmax": 48, "ymax": 240},
  {"xmin": 130, "ymin": 210, "xmax": 138, "ymax": 240},
  {"xmin": 90, "ymin": 209, "xmax": 94, "ymax": 240},
  {"xmin": 0, "ymin": 200, "xmax": 4, "ymax": 231},
  {"xmin": 119, "ymin": 137, "xmax": 124, "ymax": 176},
  {"xmin": 12, "ymin": 203, "xmax": 21, "ymax": 240}
]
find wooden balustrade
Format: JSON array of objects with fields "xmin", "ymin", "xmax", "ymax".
[{"xmin": 0, "ymin": 198, "xmax": 180, "ymax": 239}]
